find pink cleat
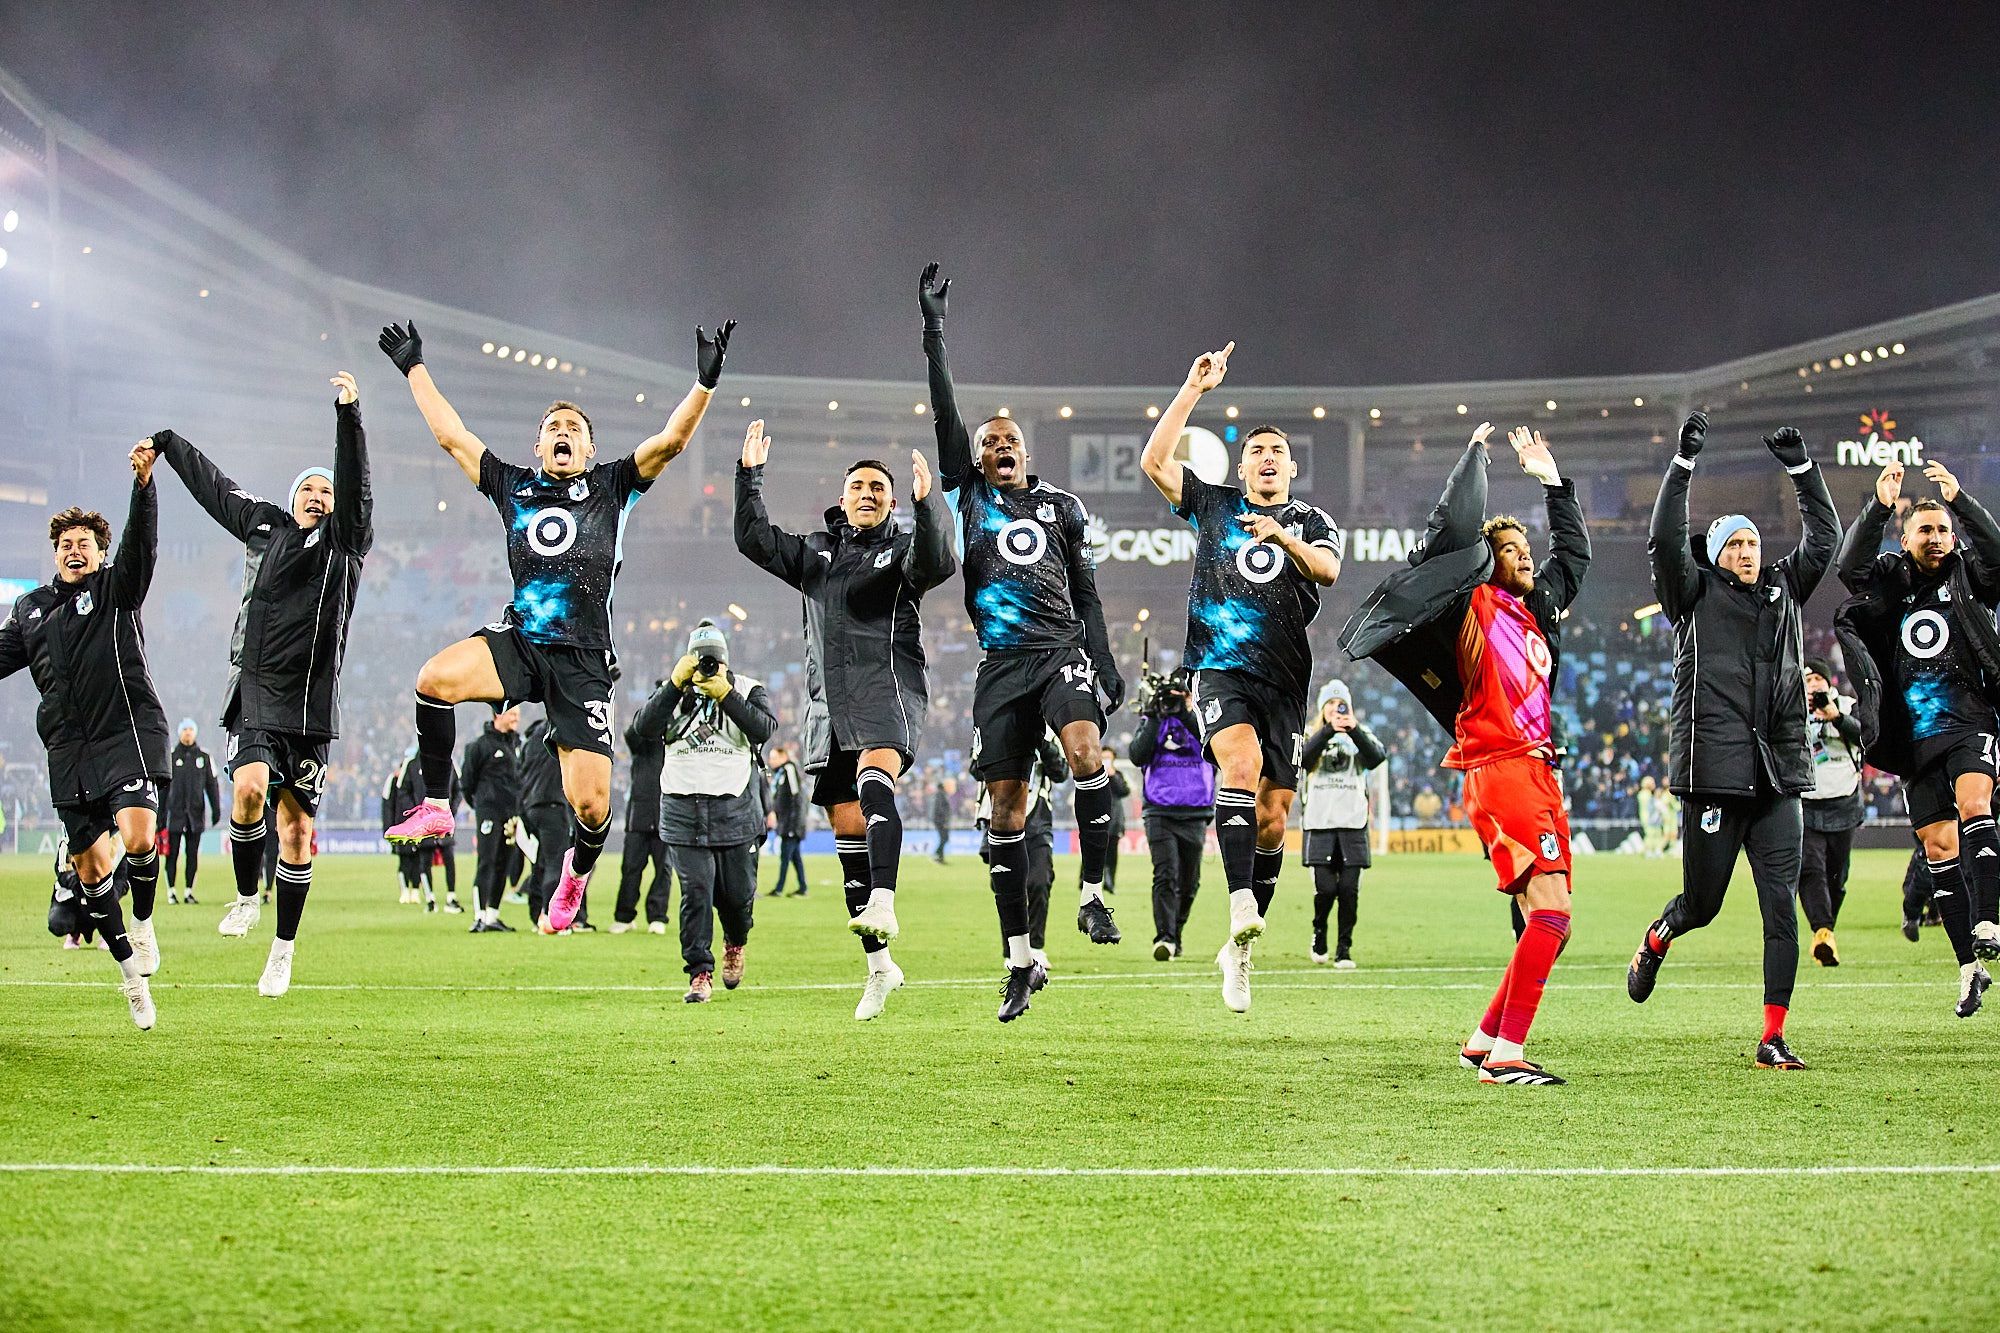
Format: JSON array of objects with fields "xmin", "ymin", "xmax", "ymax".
[
  {"xmin": 545, "ymin": 849, "xmax": 589, "ymax": 933},
  {"xmin": 383, "ymin": 803, "xmax": 455, "ymax": 846}
]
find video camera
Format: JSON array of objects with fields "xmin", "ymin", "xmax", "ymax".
[{"xmin": 1133, "ymin": 641, "xmax": 1194, "ymax": 719}]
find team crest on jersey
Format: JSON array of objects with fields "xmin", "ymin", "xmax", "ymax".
[
  {"xmin": 1539, "ymin": 832, "xmax": 1560, "ymax": 860},
  {"xmin": 1036, "ymin": 503, "xmax": 1056, "ymax": 523},
  {"xmin": 74, "ymin": 592, "xmax": 93, "ymax": 616},
  {"xmin": 1203, "ymin": 697, "xmax": 1222, "ymax": 726},
  {"xmin": 1939, "ymin": 585, "xmax": 1953, "ymax": 602},
  {"xmin": 1700, "ymin": 806, "xmax": 1722, "ymax": 834},
  {"xmin": 568, "ymin": 478, "xmax": 591, "ymax": 502},
  {"xmin": 304, "ymin": 529, "xmax": 322, "ymax": 548},
  {"xmin": 1766, "ymin": 585, "xmax": 1780, "ymax": 602},
  {"xmin": 874, "ymin": 549, "xmax": 894, "ymax": 569}
]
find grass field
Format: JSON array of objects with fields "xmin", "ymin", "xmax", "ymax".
[{"xmin": 0, "ymin": 845, "xmax": 1993, "ymax": 1330}]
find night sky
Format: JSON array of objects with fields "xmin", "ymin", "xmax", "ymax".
[{"xmin": 5, "ymin": 2, "xmax": 1998, "ymax": 387}]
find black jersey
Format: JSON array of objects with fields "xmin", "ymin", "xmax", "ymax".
[
  {"xmin": 1895, "ymin": 574, "xmax": 1997, "ymax": 743},
  {"xmin": 1173, "ymin": 467, "xmax": 1343, "ymax": 706},
  {"xmin": 945, "ymin": 474, "xmax": 1097, "ymax": 652},
  {"xmin": 478, "ymin": 451, "xmax": 651, "ymax": 651}
]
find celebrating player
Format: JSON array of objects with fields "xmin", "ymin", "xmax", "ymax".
[
  {"xmin": 146, "ymin": 371, "xmax": 373, "ymax": 996},
  {"xmin": 919, "ymin": 264, "xmax": 1128, "ymax": 1022},
  {"xmin": 375, "ymin": 317, "xmax": 731, "ymax": 935},
  {"xmin": 1342, "ymin": 423, "xmax": 1589, "ymax": 1083},
  {"xmin": 735, "ymin": 420, "xmax": 956, "ymax": 1019},
  {"xmin": 1140, "ymin": 343, "xmax": 1343, "ymax": 1013},
  {"xmin": 1833, "ymin": 458, "xmax": 2000, "ymax": 1016},
  {"xmin": 0, "ymin": 449, "xmax": 171, "ymax": 1028},
  {"xmin": 1627, "ymin": 415, "xmax": 1838, "ymax": 1068}
]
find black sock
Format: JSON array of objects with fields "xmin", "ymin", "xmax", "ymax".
[
  {"xmin": 229, "ymin": 818, "xmax": 265, "ymax": 899},
  {"xmin": 1960, "ymin": 816, "xmax": 1999, "ymax": 923},
  {"xmin": 1252, "ymin": 845, "xmax": 1284, "ymax": 916},
  {"xmin": 1215, "ymin": 788, "xmax": 1257, "ymax": 897},
  {"xmin": 81, "ymin": 874, "xmax": 134, "ymax": 964},
  {"xmin": 856, "ymin": 767, "xmax": 902, "ymax": 897},
  {"xmin": 415, "ymin": 692, "xmax": 457, "ymax": 800},
  {"xmin": 1931, "ymin": 858, "xmax": 1977, "ymax": 965},
  {"xmin": 836, "ymin": 836, "xmax": 883, "ymax": 954},
  {"xmin": 988, "ymin": 829, "xmax": 1031, "ymax": 942},
  {"xmin": 1073, "ymin": 767, "xmax": 1115, "ymax": 888},
  {"xmin": 569, "ymin": 813, "xmax": 611, "ymax": 876},
  {"xmin": 275, "ymin": 859, "xmax": 312, "ymax": 940},
  {"xmin": 124, "ymin": 847, "xmax": 158, "ymax": 921}
]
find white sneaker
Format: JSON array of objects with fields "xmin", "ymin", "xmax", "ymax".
[
  {"xmin": 1217, "ymin": 940, "xmax": 1252, "ymax": 1013},
  {"xmin": 1974, "ymin": 919, "xmax": 2000, "ymax": 961},
  {"xmin": 849, "ymin": 889, "xmax": 899, "ymax": 942},
  {"xmin": 121, "ymin": 975, "xmax": 156, "ymax": 1030},
  {"xmin": 610, "ymin": 921, "xmax": 636, "ymax": 934},
  {"xmin": 1309, "ymin": 948, "xmax": 1330, "ymax": 965},
  {"xmin": 1334, "ymin": 957, "xmax": 1358, "ymax": 971},
  {"xmin": 258, "ymin": 944, "xmax": 293, "ymax": 998},
  {"xmin": 128, "ymin": 917, "xmax": 159, "ymax": 977},
  {"xmin": 218, "ymin": 899, "xmax": 260, "ymax": 938},
  {"xmin": 648, "ymin": 921, "xmax": 667, "ymax": 935},
  {"xmin": 398, "ymin": 887, "xmax": 413, "ymax": 904},
  {"xmin": 1030, "ymin": 947, "xmax": 1051, "ymax": 973},
  {"xmin": 855, "ymin": 961, "xmax": 905, "ymax": 1020},
  {"xmin": 1229, "ymin": 895, "xmax": 1265, "ymax": 947}
]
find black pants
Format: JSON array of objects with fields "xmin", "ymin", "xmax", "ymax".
[
  {"xmin": 1312, "ymin": 864, "xmax": 1361, "ymax": 957},
  {"xmin": 1104, "ymin": 827, "xmax": 1121, "ymax": 892},
  {"xmin": 396, "ymin": 847, "xmax": 424, "ymax": 891},
  {"xmin": 1021, "ymin": 827, "xmax": 1057, "ymax": 950},
  {"xmin": 773, "ymin": 834, "xmax": 807, "ymax": 894},
  {"xmin": 615, "ymin": 826, "xmax": 672, "ymax": 924},
  {"xmin": 472, "ymin": 813, "xmax": 511, "ymax": 912},
  {"xmin": 934, "ymin": 819, "xmax": 950, "ymax": 862},
  {"xmin": 669, "ymin": 841, "xmax": 756, "ymax": 976},
  {"xmin": 1144, "ymin": 809, "xmax": 1209, "ymax": 947},
  {"xmin": 164, "ymin": 825, "xmax": 200, "ymax": 888},
  {"xmin": 1659, "ymin": 794, "xmax": 1801, "ymax": 1008},
  {"xmin": 1798, "ymin": 825, "xmax": 1855, "ymax": 933},
  {"xmin": 525, "ymin": 803, "xmax": 571, "ymax": 924}
]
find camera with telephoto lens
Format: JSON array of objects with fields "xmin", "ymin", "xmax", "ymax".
[
  {"xmin": 697, "ymin": 653, "xmax": 723, "ymax": 679},
  {"xmin": 1809, "ymin": 690, "xmax": 1830, "ymax": 711},
  {"xmin": 1136, "ymin": 664, "xmax": 1192, "ymax": 719}
]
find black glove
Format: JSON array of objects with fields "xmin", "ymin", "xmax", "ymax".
[
  {"xmin": 1764, "ymin": 425, "xmax": 1810, "ymax": 469},
  {"xmin": 1098, "ymin": 665, "xmax": 1127, "ymax": 715},
  {"xmin": 696, "ymin": 320, "xmax": 735, "ymax": 390},
  {"xmin": 378, "ymin": 321, "xmax": 423, "ymax": 377},
  {"xmin": 919, "ymin": 261, "xmax": 951, "ymax": 333},
  {"xmin": 1677, "ymin": 411, "xmax": 1707, "ymax": 460}
]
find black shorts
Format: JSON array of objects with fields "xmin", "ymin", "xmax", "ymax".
[
  {"xmin": 811, "ymin": 742, "xmax": 913, "ymax": 809},
  {"xmin": 476, "ymin": 624, "xmax": 617, "ymax": 758},
  {"xmin": 228, "ymin": 728, "xmax": 331, "ymax": 818},
  {"xmin": 1902, "ymin": 729, "xmax": 1999, "ymax": 829},
  {"xmin": 1302, "ymin": 828, "xmax": 1372, "ymax": 869},
  {"xmin": 1193, "ymin": 669, "xmax": 1307, "ymax": 791},
  {"xmin": 971, "ymin": 647, "xmax": 1105, "ymax": 781},
  {"xmin": 56, "ymin": 776, "xmax": 160, "ymax": 851}
]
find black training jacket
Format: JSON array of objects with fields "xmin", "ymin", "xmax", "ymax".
[
  {"xmin": 519, "ymin": 719, "xmax": 566, "ymax": 810},
  {"xmin": 0, "ymin": 479, "xmax": 171, "ymax": 805},
  {"xmin": 165, "ymin": 740, "xmax": 222, "ymax": 829},
  {"xmin": 1649, "ymin": 451, "xmax": 1839, "ymax": 798},
  {"xmin": 771, "ymin": 759, "xmax": 807, "ymax": 837},
  {"xmin": 152, "ymin": 395, "xmax": 372, "ymax": 741},
  {"xmin": 621, "ymin": 716, "xmax": 666, "ymax": 834},
  {"xmin": 460, "ymin": 725, "xmax": 522, "ymax": 818},
  {"xmin": 735, "ymin": 462, "xmax": 956, "ymax": 769}
]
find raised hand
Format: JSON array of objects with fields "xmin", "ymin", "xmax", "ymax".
[
  {"xmin": 1763, "ymin": 425, "xmax": 1810, "ymax": 469},
  {"xmin": 1923, "ymin": 458, "xmax": 1961, "ymax": 503},
  {"xmin": 378, "ymin": 321, "xmax": 423, "ymax": 377},
  {"xmin": 741, "ymin": 419, "xmax": 770, "ymax": 468},
  {"xmin": 697, "ymin": 320, "xmax": 736, "ymax": 390},
  {"xmin": 1470, "ymin": 421, "xmax": 1496, "ymax": 449},
  {"xmin": 1678, "ymin": 411, "xmax": 1708, "ymax": 459},
  {"xmin": 1875, "ymin": 461, "xmax": 1905, "ymax": 507},
  {"xmin": 1185, "ymin": 341, "xmax": 1234, "ymax": 394},
  {"xmin": 1236, "ymin": 512, "xmax": 1283, "ymax": 544},
  {"xmin": 129, "ymin": 439, "xmax": 157, "ymax": 485},
  {"xmin": 1509, "ymin": 425, "xmax": 1560, "ymax": 484},
  {"xmin": 919, "ymin": 262, "xmax": 951, "ymax": 330},
  {"xmin": 330, "ymin": 370, "xmax": 358, "ymax": 405},
  {"xmin": 911, "ymin": 450, "xmax": 933, "ymax": 502}
]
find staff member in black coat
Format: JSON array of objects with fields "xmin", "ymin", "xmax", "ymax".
[
  {"xmin": 613, "ymin": 690, "xmax": 673, "ymax": 933},
  {"xmin": 1627, "ymin": 415, "xmax": 1838, "ymax": 1070},
  {"xmin": 0, "ymin": 449, "xmax": 169, "ymax": 1028},
  {"xmin": 735, "ymin": 420, "xmax": 956, "ymax": 1020},
  {"xmin": 164, "ymin": 718, "xmax": 222, "ymax": 904},
  {"xmin": 767, "ymin": 744, "xmax": 809, "ymax": 897},
  {"xmin": 518, "ymin": 714, "xmax": 581, "ymax": 930},
  {"xmin": 460, "ymin": 705, "xmax": 523, "ymax": 933}
]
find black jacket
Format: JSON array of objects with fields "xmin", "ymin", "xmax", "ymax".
[
  {"xmin": 519, "ymin": 719, "xmax": 565, "ymax": 810},
  {"xmin": 1649, "ymin": 452, "xmax": 1839, "ymax": 798},
  {"xmin": 0, "ymin": 479, "xmax": 170, "ymax": 805},
  {"xmin": 153, "ymin": 400, "xmax": 372, "ymax": 741},
  {"xmin": 460, "ymin": 725, "xmax": 521, "ymax": 818},
  {"xmin": 735, "ymin": 463, "xmax": 956, "ymax": 769},
  {"xmin": 386, "ymin": 755, "xmax": 459, "ymax": 824},
  {"xmin": 1340, "ymin": 438, "xmax": 1590, "ymax": 735},
  {"xmin": 631, "ymin": 673, "xmax": 778, "ymax": 847},
  {"xmin": 1832, "ymin": 492, "xmax": 2000, "ymax": 778},
  {"xmin": 771, "ymin": 759, "xmax": 807, "ymax": 837},
  {"xmin": 621, "ymin": 715, "xmax": 666, "ymax": 834},
  {"xmin": 165, "ymin": 740, "xmax": 222, "ymax": 829}
]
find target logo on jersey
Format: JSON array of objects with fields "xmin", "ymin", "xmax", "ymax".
[
  {"xmin": 525, "ymin": 507, "xmax": 579, "ymax": 557},
  {"xmin": 1235, "ymin": 540, "xmax": 1285, "ymax": 584},
  {"xmin": 1903, "ymin": 609, "xmax": 1950, "ymax": 660},
  {"xmin": 1526, "ymin": 632, "xmax": 1553, "ymax": 679},
  {"xmin": 997, "ymin": 517, "xmax": 1048, "ymax": 566}
]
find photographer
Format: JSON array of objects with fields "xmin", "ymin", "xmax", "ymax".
[
  {"xmin": 1299, "ymin": 679, "xmax": 1384, "ymax": 967},
  {"xmin": 1128, "ymin": 666, "xmax": 1217, "ymax": 961},
  {"xmin": 630, "ymin": 620, "xmax": 776, "ymax": 1003},
  {"xmin": 1800, "ymin": 657, "xmax": 1863, "ymax": 966}
]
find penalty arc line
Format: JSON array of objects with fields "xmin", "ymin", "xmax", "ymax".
[{"xmin": 0, "ymin": 1162, "xmax": 1994, "ymax": 1180}]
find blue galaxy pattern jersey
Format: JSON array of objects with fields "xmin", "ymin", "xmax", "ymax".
[
  {"xmin": 1173, "ymin": 466, "xmax": 1343, "ymax": 705},
  {"xmin": 1894, "ymin": 575, "xmax": 1996, "ymax": 742},
  {"xmin": 944, "ymin": 472, "xmax": 1092, "ymax": 652},
  {"xmin": 477, "ymin": 451, "xmax": 651, "ymax": 650}
]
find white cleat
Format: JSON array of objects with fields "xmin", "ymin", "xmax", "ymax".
[
  {"xmin": 121, "ymin": 975, "xmax": 156, "ymax": 1030},
  {"xmin": 258, "ymin": 944, "xmax": 293, "ymax": 997},
  {"xmin": 848, "ymin": 889, "xmax": 900, "ymax": 942},
  {"xmin": 1334, "ymin": 957, "xmax": 1358, "ymax": 971},
  {"xmin": 855, "ymin": 961, "xmax": 905, "ymax": 1020},
  {"xmin": 218, "ymin": 900, "xmax": 260, "ymax": 938},
  {"xmin": 1309, "ymin": 948, "xmax": 1330, "ymax": 965},
  {"xmin": 128, "ymin": 917, "xmax": 159, "ymax": 977},
  {"xmin": 1228, "ymin": 897, "xmax": 1265, "ymax": 947},
  {"xmin": 1217, "ymin": 940, "xmax": 1253, "ymax": 1013},
  {"xmin": 609, "ymin": 921, "xmax": 636, "ymax": 934},
  {"xmin": 647, "ymin": 921, "xmax": 667, "ymax": 935}
]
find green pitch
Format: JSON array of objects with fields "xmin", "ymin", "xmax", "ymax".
[{"xmin": 0, "ymin": 847, "xmax": 1992, "ymax": 1330}]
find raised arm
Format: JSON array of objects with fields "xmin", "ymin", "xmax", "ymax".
[
  {"xmin": 1141, "ymin": 342, "xmax": 1232, "ymax": 511},
  {"xmin": 1351, "ymin": 723, "xmax": 1388, "ymax": 771},
  {"xmin": 1648, "ymin": 412, "xmax": 1706, "ymax": 622},
  {"xmin": 634, "ymin": 321, "xmax": 733, "ymax": 480},
  {"xmin": 901, "ymin": 451, "xmax": 958, "ymax": 592},
  {"xmin": 733, "ymin": 422, "xmax": 812, "ymax": 590},
  {"xmin": 1414, "ymin": 423, "xmax": 1496, "ymax": 564},
  {"xmin": 112, "ymin": 447, "xmax": 160, "ymax": 610},
  {"xmin": 1764, "ymin": 427, "xmax": 1838, "ymax": 601},
  {"xmin": 0, "ymin": 608, "xmax": 26, "ymax": 682},
  {"xmin": 329, "ymin": 371, "xmax": 374, "ymax": 556},
  {"xmin": 378, "ymin": 322, "xmax": 488, "ymax": 484},
  {"xmin": 918, "ymin": 264, "xmax": 975, "ymax": 485},
  {"xmin": 1927, "ymin": 460, "xmax": 2000, "ymax": 600},
  {"xmin": 1837, "ymin": 464, "xmax": 1901, "ymax": 590},
  {"xmin": 1513, "ymin": 427, "xmax": 1590, "ymax": 609},
  {"xmin": 147, "ymin": 429, "xmax": 271, "ymax": 542},
  {"xmin": 1067, "ymin": 503, "xmax": 1125, "ymax": 712},
  {"xmin": 717, "ymin": 680, "xmax": 778, "ymax": 749}
]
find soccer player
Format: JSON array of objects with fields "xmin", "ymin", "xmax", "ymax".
[
  {"xmin": 0, "ymin": 448, "xmax": 171, "ymax": 1027},
  {"xmin": 1298, "ymin": 680, "xmax": 1384, "ymax": 968},
  {"xmin": 461, "ymin": 705, "xmax": 524, "ymax": 932},
  {"xmin": 1140, "ymin": 343, "xmax": 1343, "ymax": 1013},
  {"xmin": 1833, "ymin": 458, "xmax": 2000, "ymax": 1016},
  {"xmin": 163, "ymin": 718, "xmax": 221, "ymax": 903},
  {"xmin": 147, "ymin": 371, "xmax": 373, "ymax": 996},
  {"xmin": 1627, "ymin": 415, "xmax": 1838, "ymax": 1068},
  {"xmin": 1342, "ymin": 423, "xmax": 1589, "ymax": 1082},
  {"xmin": 375, "ymin": 317, "xmax": 731, "ymax": 935},
  {"xmin": 735, "ymin": 420, "xmax": 956, "ymax": 1019},
  {"xmin": 919, "ymin": 265, "xmax": 1128, "ymax": 1021}
]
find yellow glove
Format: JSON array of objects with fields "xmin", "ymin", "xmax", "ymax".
[
  {"xmin": 694, "ymin": 668, "xmax": 733, "ymax": 701},
  {"xmin": 670, "ymin": 653, "xmax": 699, "ymax": 688}
]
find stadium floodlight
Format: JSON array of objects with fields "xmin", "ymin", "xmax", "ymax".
[
  {"xmin": 1876, "ymin": 345, "xmax": 1889, "ymax": 358},
  {"xmin": 1059, "ymin": 405, "xmax": 1073, "ymax": 418},
  {"xmin": 635, "ymin": 393, "xmax": 646, "ymax": 404},
  {"xmin": 561, "ymin": 361, "xmax": 573, "ymax": 373},
  {"xmin": 1, "ymin": 208, "xmax": 16, "ymax": 232},
  {"xmin": 1456, "ymin": 404, "xmax": 1468, "ymax": 414},
  {"xmin": 1634, "ymin": 396, "xmax": 1645, "ymax": 406},
  {"xmin": 1145, "ymin": 405, "xmax": 1160, "ymax": 419},
  {"xmin": 1137, "ymin": 607, "xmax": 1150, "ymax": 622},
  {"xmin": 198, "ymin": 288, "xmax": 209, "ymax": 297},
  {"xmin": 482, "ymin": 342, "xmax": 495, "ymax": 354},
  {"xmin": 1312, "ymin": 406, "xmax": 1327, "ymax": 419},
  {"xmin": 996, "ymin": 407, "xmax": 1010, "ymax": 418},
  {"xmin": 1545, "ymin": 399, "xmax": 1557, "ymax": 411},
  {"xmin": 1844, "ymin": 353, "xmax": 1857, "ymax": 366},
  {"xmin": 827, "ymin": 399, "xmax": 839, "ymax": 412},
  {"xmin": 1860, "ymin": 350, "xmax": 1872, "ymax": 362},
  {"xmin": 1892, "ymin": 342, "xmax": 1906, "ymax": 354},
  {"xmin": 529, "ymin": 354, "xmax": 542, "ymax": 366},
  {"xmin": 727, "ymin": 603, "xmax": 749, "ymax": 622},
  {"xmin": 914, "ymin": 403, "xmax": 925, "ymax": 414},
  {"xmin": 496, "ymin": 345, "xmax": 510, "ymax": 358},
  {"xmin": 1223, "ymin": 405, "xmax": 1239, "ymax": 419},
  {"xmin": 1368, "ymin": 407, "xmax": 1381, "ymax": 419},
  {"xmin": 512, "ymin": 349, "xmax": 526, "ymax": 362},
  {"xmin": 739, "ymin": 395, "xmax": 750, "ymax": 406}
]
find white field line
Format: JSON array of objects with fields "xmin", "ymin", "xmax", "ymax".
[{"xmin": 0, "ymin": 1162, "xmax": 1993, "ymax": 1180}]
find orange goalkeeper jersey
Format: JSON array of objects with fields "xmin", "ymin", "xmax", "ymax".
[{"xmin": 1443, "ymin": 582, "xmax": 1554, "ymax": 770}]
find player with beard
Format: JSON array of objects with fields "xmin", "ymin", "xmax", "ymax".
[
  {"xmin": 376, "ymin": 318, "xmax": 731, "ymax": 937},
  {"xmin": 919, "ymin": 264, "xmax": 1128, "ymax": 1022},
  {"xmin": 0, "ymin": 448, "xmax": 170, "ymax": 1027},
  {"xmin": 146, "ymin": 371, "xmax": 373, "ymax": 996},
  {"xmin": 1141, "ymin": 343, "xmax": 1343, "ymax": 1014}
]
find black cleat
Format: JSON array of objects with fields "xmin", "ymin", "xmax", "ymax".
[
  {"xmin": 1958, "ymin": 964, "xmax": 1992, "ymax": 1019},
  {"xmin": 1754, "ymin": 1035, "xmax": 1807, "ymax": 1070},
  {"xmin": 1077, "ymin": 898, "xmax": 1121, "ymax": 945},
  {"xmin": 998, "ymin": 964, "xmax": 1041, "ymax": 1022},
  {"xmin": 1974, "ymin": 924, "xmax": 2000, "ymax": 962},
  {"xmin": 1902, "ymin": 917, "xmax": 1922, "ymax": 943},
  {"xmin": 570, "ymin": 920, "xmax": 598, "ymax": 934},
  {"xmin": 491, "ymin": 917, "xmax": 517, "ymax": 933},
  {"xmin": 1628, "ymin": 920, "xmax": 1667, "ymax": 1003},
  {"xmin": 469, "ymin": 919, "xmax": 489, "ymax": 934},
  {"xmin": 1028, "ymin": 960, "xmax": 1049, "ymax": 993},
  {"xmin": 1480, "ymin": 1059, "xmax": 1565, "ymax": 1086},
  {"xmin": 184, "ymin": 892, "xmax": 198, "ymax": 906},
  {"xmin": 1458, "ymin": 1046, "xmax": 1488, "ymax": 1070}
]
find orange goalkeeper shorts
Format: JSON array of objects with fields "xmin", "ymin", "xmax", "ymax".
[{"xmin": 1461, "ymin": 753, "xmax": 1571, "ymax": 893}]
